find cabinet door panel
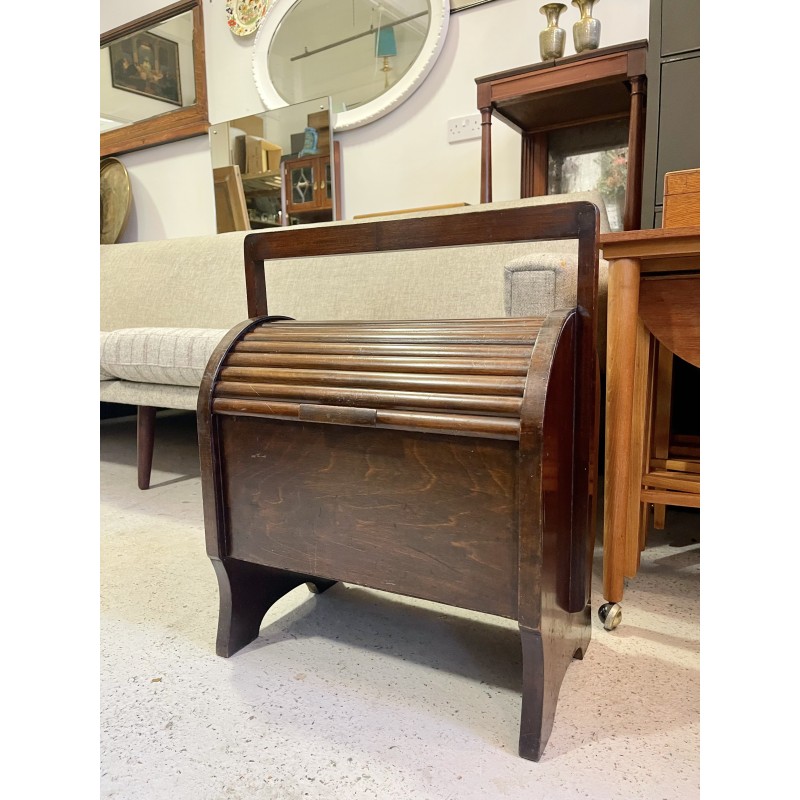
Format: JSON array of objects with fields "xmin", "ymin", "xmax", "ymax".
[
  {"xmin": 661, "ymin": 0, "xmax": 700, "ymax": 56},
  {"xmin": 289, "ymin": 163, "xmax": 316, "ymax": 209},
  {"xmin": 655, "ymin": 56, "xmax": 700, "ymax": 207}
]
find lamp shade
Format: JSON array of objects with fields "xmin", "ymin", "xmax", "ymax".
[{"xmin": 376, "ymin": 26, "xmax": 397, "ymax": 58}]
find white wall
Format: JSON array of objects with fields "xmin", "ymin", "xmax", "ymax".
[{"xmin": 101, "ymin": 0, "xmax": 649, "ymax": 240}]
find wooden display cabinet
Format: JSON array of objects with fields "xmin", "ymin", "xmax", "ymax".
[{"xmin": 282, "ymin": 141, "xmax": 341, "ymax": 224}]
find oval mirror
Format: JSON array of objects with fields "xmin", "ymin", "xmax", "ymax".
[{"xmin": 253, "ymin": 0, "xmax": 449, "ymax": 131}]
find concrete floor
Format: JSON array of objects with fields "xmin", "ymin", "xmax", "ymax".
[{"xmin": 100, "ymin": 410, "xmax": 700, "ymax": 800}]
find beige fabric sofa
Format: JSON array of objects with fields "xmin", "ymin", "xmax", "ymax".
[{"xmin": 100, "ymin": 192, "xmax": 610, "ymax": 487}]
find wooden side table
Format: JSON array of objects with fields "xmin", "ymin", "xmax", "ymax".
[
  {"xmin": 475, "ymin": 41, "xmax": 647, "ymax": 231},
  {"xmin": 599, "ymin": 226, "xmax": 700, "ymax": 628}
]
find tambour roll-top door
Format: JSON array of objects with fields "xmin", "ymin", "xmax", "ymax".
[{"xmin": 210, "ymin": 317, "xmax": 544, "ymax": 441}]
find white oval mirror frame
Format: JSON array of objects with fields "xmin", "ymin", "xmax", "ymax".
[{"xmin": 252, "ymin": 0, "xmax": 449, "ymax": 131}]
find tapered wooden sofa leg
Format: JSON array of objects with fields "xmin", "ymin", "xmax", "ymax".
[{"xmin": 137, "ymin": 405, "xmax": 157, "ymax": 490}]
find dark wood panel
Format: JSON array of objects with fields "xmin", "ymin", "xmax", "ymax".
[
  {"xmin": 220, "ymin": 418, "xmax": 519, "ymax": 618},
  {"xmin": 491, "ymin": 84, "xmax": 632, "ymax": 134}
]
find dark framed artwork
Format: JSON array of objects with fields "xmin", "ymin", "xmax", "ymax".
[{"xmin": 109, "ymin": 30, "xmax": 182, "ymax": 106}]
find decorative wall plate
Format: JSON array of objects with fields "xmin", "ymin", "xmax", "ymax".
[
  {"xmin": 100, "ymin": 158, "xmax": 132, "ymax": 244},
  {"xmin": 226, "ymin": 0, "xmax": 269, "ymax": 37}
]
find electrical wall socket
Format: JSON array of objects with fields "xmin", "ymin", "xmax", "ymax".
[{"xmin": 447, "ymin": 113, "xmax": 482, "ymax": 143}]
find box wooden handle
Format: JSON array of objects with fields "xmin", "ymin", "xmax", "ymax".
[{"xmin": 299, "ymin": 404, "xmax": 377, "ymax": 426}]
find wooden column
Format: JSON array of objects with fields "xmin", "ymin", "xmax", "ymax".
[
  {"xmin": 624, "ymin": 75, "xmax": 646, "ymax": 231},
  {"xmin": 603, "ymin": 257, "xmax": 641, "ymax": 602},
  {"xmin": 479, "ymin": 105, "xmax": 493, "ymax": 203}
]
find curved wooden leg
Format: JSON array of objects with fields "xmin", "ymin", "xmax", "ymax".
[
  {"xmin": 212, "ymin": 557, "xmax": 334, "ymax": 657},
  {"xmin": 137, "ymin": 405, "xmax": 157, "ymax": 490},
  {"xmin": 518, "ymin": 627, "xmax": 549, "ymax": 762},
  {"xmin": 518, "ymin": 612, "xmax": 590, "ymax": 761}
]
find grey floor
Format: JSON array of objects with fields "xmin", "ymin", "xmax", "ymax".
[{"xmin": 100, "ymin": 410, "xmax": 700, "ymax": 800}]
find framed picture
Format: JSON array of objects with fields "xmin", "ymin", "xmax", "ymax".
[{"xmin": 109, "ymin": 30, "xmax": 182, "ymax": 106}]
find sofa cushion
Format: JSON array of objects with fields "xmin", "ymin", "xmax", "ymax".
[
  {"xmin": 100, "ymin": 232, "xmax": 250, "ymax": 331},
  {"xmin": 99, "ymin": 380, "xmax": 201, "ymax": 411},
  {"xmin": 505, "ymin": 253, "xmax": 609, "ymax": 368},
  {"xmin": 100, "ymin": 328, "xmax": 229, "ymax": 387},
  {"xmin": 100, "ymin": 332, "xmax": 116, "ymax": 381}
]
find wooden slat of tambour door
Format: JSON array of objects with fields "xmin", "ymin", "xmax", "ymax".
[
  {"xmin": 245, "ymin": 330, "xmax": 539, "ymax": 343},
  {"xmin": 246, "ymin": 318, "xmax": 543, "ymax": 344},
  {"xmin": 213, "ymin": 382, "xmax": 522, "ymax": 416},
  {"xmin": 254, "ymin": 318, "xmax": 537, "ymax": 327},
  {"xmin": 259, "ymin": 317, "xmax": 538, "ymax": 328},
  {"xmin": 211, "ymin": 397, "xmax": 521, "ymax": 440},
  {"xmin": 224, "ymin": 353, "xmax": 530, "ymax": 376},
  {"xmin": 235, "ymin": 339, "xmax": 534, "ymax": 358},
  {"xmin": 216, "ymin": 366, "xmax": 525, "ymax": 396}
]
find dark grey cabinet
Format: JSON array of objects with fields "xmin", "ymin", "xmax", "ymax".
[{"xmin": 640, "ymin": 0, "xmax": 700, "ymax": 229}]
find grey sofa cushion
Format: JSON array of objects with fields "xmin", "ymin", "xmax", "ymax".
[
  {"xmin": 100, "ymin": 327, "xmax": 229, "ymax": 387},
  {"xmin": 99, "ymin": 380, "xmax": 201, "ymax": 411},
  {"xmin": 505, "ymin": 253, "xmax": 609, "ymax": 367},
  {"xmin": 505, "ymin": 252, "xmax": 585, "ymax": 317},
  {"xmin": 100, "ymin": 332, "xmax": 115, "ymax": 381}
]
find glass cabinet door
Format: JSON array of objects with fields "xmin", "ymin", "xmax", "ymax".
[
  {"xmin": 324, "ymin": 161, "xmax": 332, "ymax": 203},
  {"xmin": 546, "ymin": 118, "xmax": 629, "ymax": 232},
  {"xmin": 289, "ymin": 162, "xmax": 315, "ymax": 208}
]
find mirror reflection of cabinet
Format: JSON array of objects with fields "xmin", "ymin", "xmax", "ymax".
[
  {"xmin": 283, "ymin": 143, "xmax": 341, "ymax": 223},
  {"xmin": 209, "ymin": 97, "xmax": 341, "ymax": 231}
]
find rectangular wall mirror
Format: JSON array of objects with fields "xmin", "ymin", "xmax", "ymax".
[
  {"xmin": 209, "ymin": 97, "xmax": 341, "ymax": 232},
  {"xmin": 100, "ymin": 0, "xmax": 209, "ymax": 158}
]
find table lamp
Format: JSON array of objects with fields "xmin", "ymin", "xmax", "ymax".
[{"xmin": 376, "ymin": 26, "xmax": 397, "ymax": 89}]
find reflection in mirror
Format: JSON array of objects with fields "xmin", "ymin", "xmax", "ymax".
[
  {"xmin": 547, "ymin": 119, "xmax": 629, "ymax": 231},
  {"xmin": 101, "ymin": 8, "xmax": 195, "ymax": 131},
  {"xmin": 209, "ymin": 97, "xmax": 340, "ymax": 231},
  {"xmin": 100, "ymin": 0, "xmax": 209, "ymax": 158},
  {"xmin": 254, "ymin": 0, "xmax": 449, "ymax": 131}
]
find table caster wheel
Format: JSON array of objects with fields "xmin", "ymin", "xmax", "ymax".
[{"xmin": 598, "ymin": 602, "xmax": 622, "ymax": 631}]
